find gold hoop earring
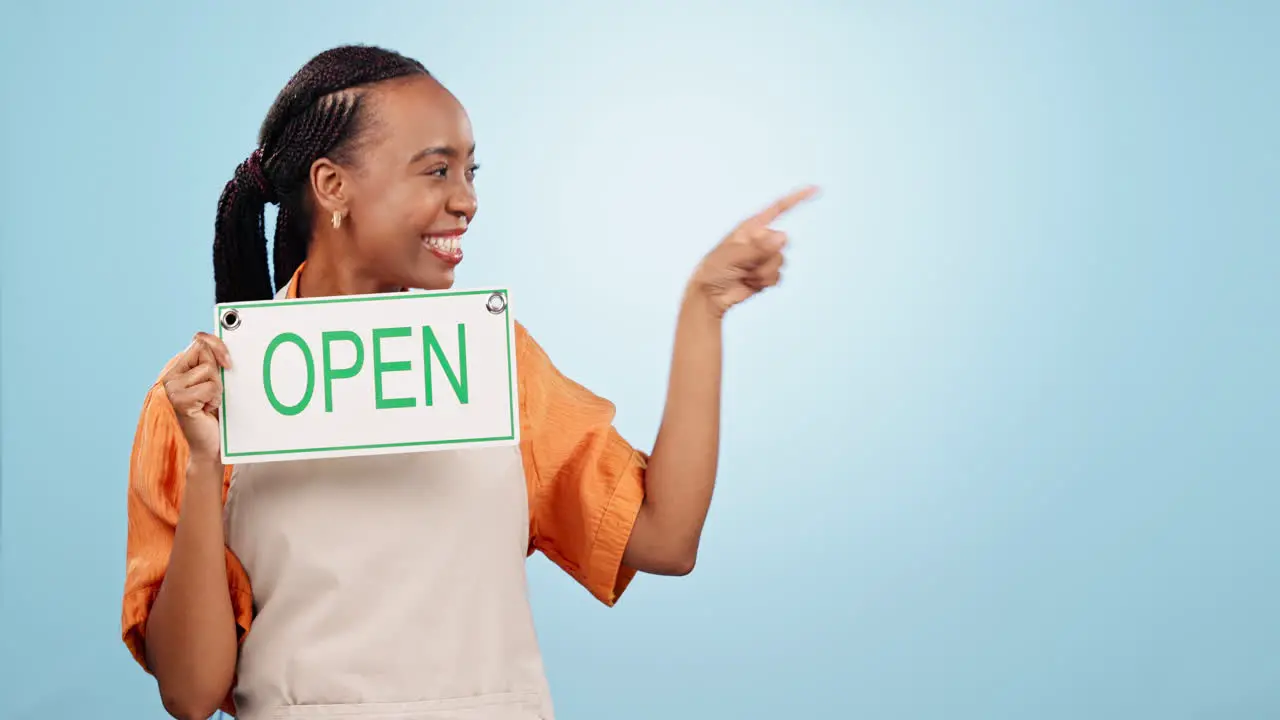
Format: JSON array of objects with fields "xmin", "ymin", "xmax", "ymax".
[{"xmin": 331, "ymin": 210, "xmax": 344, "ymax": 230}]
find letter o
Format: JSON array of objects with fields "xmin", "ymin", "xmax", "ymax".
[{"xmin": 263, "ymin": 332, "xmax": 315, "ymax": 416}]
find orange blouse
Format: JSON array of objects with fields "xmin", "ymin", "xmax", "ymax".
[{"xmin": 121, "ymin": 280, "xmax": 647, "ymax": 713}]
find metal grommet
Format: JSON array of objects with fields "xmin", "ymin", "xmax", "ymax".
[
  {"xmin": 221, "ymin": 309, "xmax": 242, "ymax": 331},
  {"xmin": 485, "ymin": 292, "xmax": 507, "ymax": 315}
]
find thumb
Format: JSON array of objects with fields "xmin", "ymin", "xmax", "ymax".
[
  {"xmin": 754, "ymin": 228, "xmax": 788, "ymax": 252},
  {"xmin": 728, "ymin": 228, "xmax": 787, "ymax": 265}
]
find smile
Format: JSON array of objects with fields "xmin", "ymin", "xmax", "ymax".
[{"xmin": 423, "ymin": 234, "xmax": 464, "ymax": 265}]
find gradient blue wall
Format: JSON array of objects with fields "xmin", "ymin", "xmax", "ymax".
[{"xmin": 2, "ymin": 1, "xmax": 1278, "ymax": 718}]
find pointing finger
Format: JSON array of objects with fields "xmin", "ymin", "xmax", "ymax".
[{"xmin": 743, "ymin": 185, "xmax": 819, "ymax": 229}]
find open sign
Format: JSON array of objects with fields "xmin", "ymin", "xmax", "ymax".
[{"xmin": 215, "ymin": 289, "xmax": 518, "ymax": 463}]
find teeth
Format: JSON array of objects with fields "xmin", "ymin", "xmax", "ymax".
[{"xmin": 425, "ymin": 236, "xmax": 460, "ymax": 253}]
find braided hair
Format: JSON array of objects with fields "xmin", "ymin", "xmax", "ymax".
[{"xmin": 213, "ymin": 45, "xmax": 429, "ymax": 304}]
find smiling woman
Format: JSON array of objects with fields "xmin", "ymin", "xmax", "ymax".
[
  {"xmin": 121, "ymin": 44, "xmax": 814, "ymax": 720},
  {"xmin": 213, "ymin": 49, "xmax": 479, "ymax": 303}
]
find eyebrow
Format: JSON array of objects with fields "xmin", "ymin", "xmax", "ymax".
[{"xmin": 409, "ymin": 144, "xmax": 476, "ymax": 164}]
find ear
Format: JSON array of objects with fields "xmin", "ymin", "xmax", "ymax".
[{"xmin": 309, "ymin": 157, "xmax": 348, "ymax": 217}]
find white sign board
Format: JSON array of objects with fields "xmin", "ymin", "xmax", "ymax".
[{"xmin": 214, "ymin": 288, "xmax": 518, "ymax": 464}]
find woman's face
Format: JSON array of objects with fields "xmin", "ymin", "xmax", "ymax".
[{"xmin": 321, "ymin": 74, "xmax": 479, "ymax": 291}]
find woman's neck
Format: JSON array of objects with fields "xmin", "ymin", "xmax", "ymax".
[{"xmin": 294, "ymin": 240, "xmax": 401, "ymax": 299}]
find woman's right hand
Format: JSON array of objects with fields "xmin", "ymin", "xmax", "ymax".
[{"xmin": 162, "ymin": 332, "xmax": 233, "ymax": 464}]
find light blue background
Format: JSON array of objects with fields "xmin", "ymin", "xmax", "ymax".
[{"xmin": 2, "ymin": 1, "xmax": 1278, "ymax": 718}]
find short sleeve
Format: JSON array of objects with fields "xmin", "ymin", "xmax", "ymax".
[
  {"xmin": 121, "ymin": 379, "xmax": 255, "ymax": 713},
  {"xmin": 516, "ymin": 323, "xmax": 648, "ymax": 607}
]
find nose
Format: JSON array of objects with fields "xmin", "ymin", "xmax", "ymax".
[{"xmin": 446, "ymin": 180, "xmax": 477, "ymax": 224}]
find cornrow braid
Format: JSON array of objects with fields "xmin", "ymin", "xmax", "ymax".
[{"xmin": 213, "ymin": 45, "xmax": 429, "ymax": 304}]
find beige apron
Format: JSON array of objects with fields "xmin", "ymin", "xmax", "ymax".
[{"xmin": 223, "ymin": 287, "xmax": 555, "ymax": 720}]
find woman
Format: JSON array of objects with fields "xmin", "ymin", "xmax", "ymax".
[{"xmin": 121, "ymin": 45, "xmax": 814, "ymax": 720}]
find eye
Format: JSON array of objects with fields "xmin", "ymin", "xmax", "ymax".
[{"xmin": 423, "ymin": 164, "xmax": 479, "ymax": 181}]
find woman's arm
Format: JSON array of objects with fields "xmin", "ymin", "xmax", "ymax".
[
  {"xmin": 623, "ymin": 186, "xmax": 818, "ymax": 576},
  {"xmin": 622, "ymin": 290, "xmax": 723, "ymax": 575},
  {"xmin": 144, "ymin": 457, "xmax": 240, "ymax": 720},
  {"xmin": 138, "ymin": 333, "xmax": 242, "ymax": 720}
]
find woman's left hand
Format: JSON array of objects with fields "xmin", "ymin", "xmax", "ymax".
[{"xmin": 687, "ymin": 185, "xmax": 819, "ymax": 318}]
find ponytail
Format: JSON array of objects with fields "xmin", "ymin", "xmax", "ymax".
[
  {"xmin": 272, "ymin": 203, "xmax": 310, "ymax": 295},
  {"xmin": 213, "ymin": 149, "xmax": 276, "ymax": 304}
]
